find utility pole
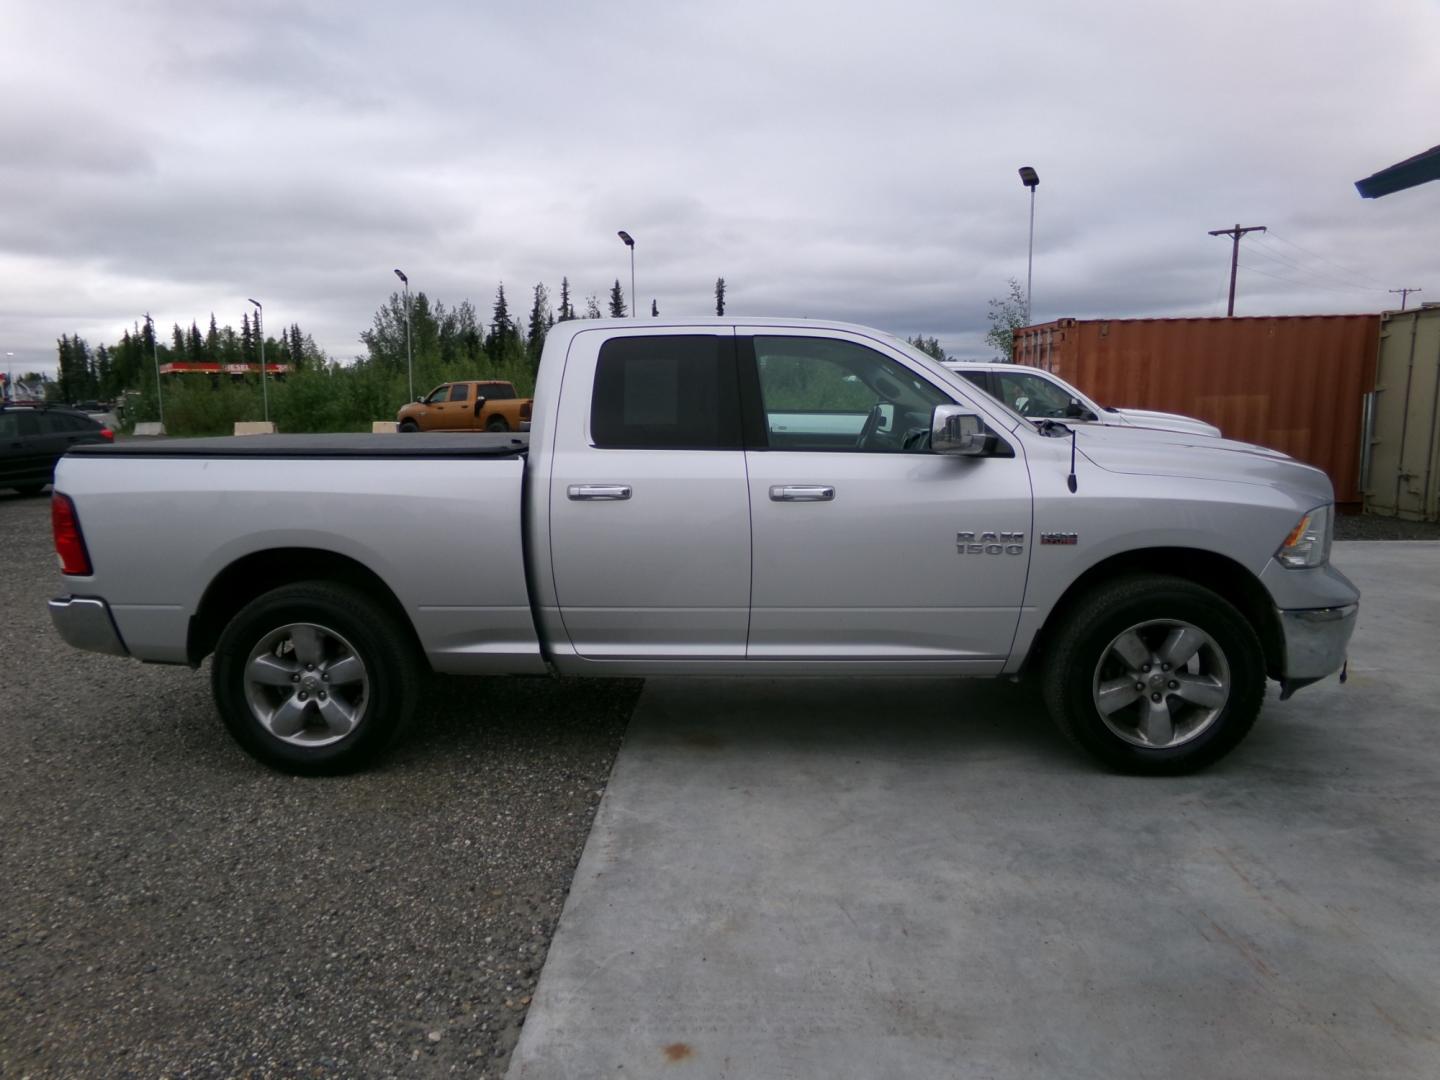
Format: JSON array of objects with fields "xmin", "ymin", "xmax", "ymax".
[
  {"xmin": 1208, "ymin": 223, "xmax": 1267, "ymax": 316},
  {"xmin": 1390, "ymin": 287, "xmax": 1422, "ymax": 310}
]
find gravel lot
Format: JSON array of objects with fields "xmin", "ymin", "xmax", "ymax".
[
  {"xmin": 1334, "ymin": 510, "xmax": 1440, "ymax": 541},
  {"xmin": 0, "ymin": 490, "xmax": 640, "ymax": 1078}
]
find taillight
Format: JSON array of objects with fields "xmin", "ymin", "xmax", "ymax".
[
  {"xmin": 52, "ymin": 493, "xmax": 93, "ymax": 576},
  {"xmin": 99, "ymin": 427, "xmax": 115, "ymax": 441},
  {"xmin": 520, "ymin": 401, "xmax": 532, "ymax": 420}
]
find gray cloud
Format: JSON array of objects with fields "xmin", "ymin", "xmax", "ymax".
[{"xmin": 2, "ymin": 0, "xmax": 1437, "ymax": 377}]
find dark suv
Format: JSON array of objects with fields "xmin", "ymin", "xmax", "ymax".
[{"xmin": 0, "ymin": 405, "xmax": 114, "ymax": 495}]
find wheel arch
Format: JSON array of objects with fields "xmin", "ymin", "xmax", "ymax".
[
  {"xmin": 188, "ymin": 547, "xmax": 426, "ymax": 667},
  {"xmin": 1027, "ymin": 547, "xmax": 1284, "ymax": 681}
]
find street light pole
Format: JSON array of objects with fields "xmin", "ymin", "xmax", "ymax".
[
  {"xmin": 617, "ymin": 231, "xmax": 636, "ymax": 318},
  {"xmin": 394, "ymin": 269, "xmax": 413, "ymax": 401},
  {"xmin": 1018, "ymin": 167, "xmax": 1039, "ymax": 325},
  {"xmin": 247, "ymin": 298, "xmax": 268, "ymax": 423},
  {"xmin": 143, "ymin": 313, "xmax": 165, "ymax": 431},
  {"xmin": 4, "ymin": 352, "xmax": 13, "ymax": 403}
]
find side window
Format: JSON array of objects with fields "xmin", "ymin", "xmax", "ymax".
[
  {"xmin": 448, "ymin": 384, "xmax": 470, "ymax": 402},
  {"xmin": 956, "ymin": 369, "xmax": 988, "ymax": 390},
  {"xmin": 15, "ymin": 412, "xmax": 41, "ymax": 436},
  {"xmin": 485, "ymin": 384, "xmax": 516, "ymax": 400},
  {"xmin": 0, "ymin": 414, "xmax": 16, "ymax": 439},
  {"xmin": 591, "ymin": 335, "xmax": 741, "ymax": 450},
  {"xmin": 994, "ymin": 371, "xmax": 1073, "ymax": 419},
  {"xmin": 423, "ymin": 385, "xmax": 449, "ymax": 404},
  {"xmin": 753, "ymin": 336, "xmax": 950, "ymax": 452}
]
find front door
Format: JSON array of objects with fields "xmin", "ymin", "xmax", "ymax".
[
  {"xmin": 547, "ymin": 329, "xmax": 752, "ymax": 659},
  {"xmin": 741, "ymin": 329, "xmax": 1031, "ymax": 668}
]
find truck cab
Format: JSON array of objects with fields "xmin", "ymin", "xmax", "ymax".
[{"xmin": 396, "ymin": 380, "xmax": 532, "ymax": 432}]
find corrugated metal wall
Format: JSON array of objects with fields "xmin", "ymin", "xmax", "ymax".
[
  {"xmin": 1365, "ymin": 306, "xmax": 1440, "ymax": 521},
  {"xmin": 1014, "ymin": 315, "xmax": 1381, "ymax": 506}
]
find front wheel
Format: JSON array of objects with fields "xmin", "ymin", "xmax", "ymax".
[
  {"xmin": 211, "ymin": 582, "xmax": 421, "ymax": 774},
  {"xmin": 398, "ymin": 419, "xmax": 419, "ymax": 433},
  {"xmin": 1042, "ymin": 574, "xmax": 1265, "ymax": 775}
]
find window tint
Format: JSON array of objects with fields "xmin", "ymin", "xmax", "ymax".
[
  {"xmin": 13, "ymin": 412, "xmax": 40, "ymax": 436},
  {"xmin": 424, "ymin": 385, "xmax": 449, "ymax": 404},
  {"xmin": 0, "ymin": 414, "xmax": 16, "ymax": 439},
  {"xmin": 448, "ymin": 384, "xmax": 470, "ymax": 402},
  {"xmin": 994, "ymin": 371, "xmax": 1074, "ymax": 419},
  {"xmin": 956, "ymin": 369, "xmax": 987, "ymax": 389},
  {"xmin": 482, "ymin": 383, "xmax": 516, "ymax": 400},
  {"xmin": 591, "ymin": 335, "xmax": 740, "ymax": 450},
  {"xmin": 753, "ymin": 336, "xmax": 950, "ymax": 453}
]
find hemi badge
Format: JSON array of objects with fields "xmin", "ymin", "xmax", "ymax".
[{"xmin": 1041, "ymin": 532, "xmax": 1079, "ymax": 545}]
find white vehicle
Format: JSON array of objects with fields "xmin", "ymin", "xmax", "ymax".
[{"xmin": 943, "ymin": 361, "xmax": 1222, "ymax": 437}]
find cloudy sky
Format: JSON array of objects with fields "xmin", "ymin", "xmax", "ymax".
[{"xmin": 3, "ymin": 0, "xmax": 1437, "ymax": 376}]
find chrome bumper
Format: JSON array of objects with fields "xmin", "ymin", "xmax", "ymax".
[
  {"xmin": 1277, "ymin": 603, "xmax": 1357, "ymax": 699},
  {"xmin": 49, "ymin": 596, "xmax": 129, "ymax": 657}
]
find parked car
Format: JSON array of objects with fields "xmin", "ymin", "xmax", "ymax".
[
  {"xmin": 1, "ymin": 404, "xmax": 113, "ymax": 495},
  {"xmin": 396, "ymin": 380, "xmax": 533, "ymax": 433},
  {"xmin": 49, "ymin": 319, "xmax": 1355, "ymax": 777},
  {"xmin": 944, "ymin": 361, "xmax": 1222, "ymax": 437}
]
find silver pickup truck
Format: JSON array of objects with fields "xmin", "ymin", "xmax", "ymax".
[{"xmin": 48, "ymin": 318, "xmax": 1357, "ymax": 776}]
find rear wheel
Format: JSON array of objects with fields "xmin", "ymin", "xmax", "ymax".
[
  {"xmin": 398, "ymin": 419, "xmax": 419, "ymax": 433},
  {"xmin": 1042, "ymin": 574, "xmax": 1265, "ymax": 774},
  {"xmin": 485, "ymin": 416, "xmax": 510, "ymax": 433},
  {"xmin": 12, "ymin": 483, "xmax": 46, "ymax": 496},
  {"xmin": 211, "ymin": 581, "xmax": 421, "ymax": 774}
]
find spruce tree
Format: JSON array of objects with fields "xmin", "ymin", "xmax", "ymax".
[
  {"xmin": 526, "ymin": 283, "xmax": 550, "ymax": 374},
  {"xmin": 557, "ymin": 277, "xmax": 575, "ymax": 321},
  {"xmin": 714, "ymin": 277, "xmax": 726, "ymax": 316},
  {"xmin": 240, "ymin": 312, "xmax": 255, "ymax": 366},
  {"xmin": 205, "ymin": 313, "xmax": 220, "ymax": 356},
  {"xmin": 651, "ymin": 299, "xmax": 658, "ymax": 317},
  {"xmin": 188, "ymin": 322, "xmax": 204, "ymax": 361},
  {"xmin": 608, "ymin": 279, "xmax": 626, "ymax": 318}
]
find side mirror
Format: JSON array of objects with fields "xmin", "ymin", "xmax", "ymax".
[
  {"xmin": 415, "ymin": 396, "xmax": 424, "ymax": 403},
  {"xmin": 931, "ymin": 405, "xmax": 991, "ymax": 456}
]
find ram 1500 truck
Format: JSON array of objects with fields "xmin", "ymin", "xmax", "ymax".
[{"xmin": 48, "ymin": 318, "xmax": 1357, "ymax": 776}]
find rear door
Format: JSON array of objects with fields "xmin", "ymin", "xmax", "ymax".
[
  {"xmin": 741, "ymin": 329, "xmax": 1031, "ymax": 667},
  {"xmin": 547, "ymin": 328, "xmax": 751, "ymax": 658},
  {"xmin": 0, "ymin": 411, "xmax": 42, "ymax": 486}
]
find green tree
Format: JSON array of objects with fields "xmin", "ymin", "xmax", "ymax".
[
  {"xmin": 985, "ymin": 278, "xmax": 1028, "ymax": 360},
  {"xmin": 584, "ymin": 295, "xmax": 602, "ymax": 319},
  {"xmin": 556, "ymin": 276, "xmax": 575, "ymax": 321},
  {"xmin": 526, "ymin": 282, "xmax": 551, "ymax": 374},
  {"xmin": 715, "ymin": 277, "xmax": 726, "ymax": 316},
  {"xmin": 188, "ymin": 322, "xmax": 205, "ymax": 362},
  {"xmin": 608, "ymin": 279, "xmax": 626, "ymax": 318},
  {"xmin": 240, "ymin": 312, "xmax": 255, "ymax": 366},
  {"xmin": 906, "ymin": 335, "xmax": 949, "ymax": 362},
  {"xmin": 487, "ymin": 284, "xmax": 520, "ymax": 362},
  {"xmin": 205, "ymin": 314, "xmax": 220, "ymax": 357}
]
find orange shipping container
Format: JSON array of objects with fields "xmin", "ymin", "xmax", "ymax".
[{"xmin": 1013, "ymin": 315, "xmax": 1381, "ymax": 507}]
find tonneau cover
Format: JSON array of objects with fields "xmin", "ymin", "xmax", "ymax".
[{"xmin": 69, "ymin": 432, "xmax": 529, "ymax": 459}]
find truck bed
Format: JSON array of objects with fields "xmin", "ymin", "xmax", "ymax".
[{"xmin": 69, "ymin": 432, "xmax": 529, "ymax": 459}]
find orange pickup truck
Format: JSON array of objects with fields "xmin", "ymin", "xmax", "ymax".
[{"xmin": 396, "ymin": 380, "xmax": 533, "ymax": 433}]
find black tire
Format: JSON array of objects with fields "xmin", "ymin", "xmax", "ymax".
[
  {"xmin": 1041, "ymin": 574, "xmax": 1265, "ymax": 775},
  {"xmin": 211, "ymin": 581, "xmax": 421, "ymax": 775},
  {"xmin": 485, "ymin": 416, "xmax": 510, "ymax": 433},
  {"xmin": 12, "ymin": 483, "xmax": 46, "ymax": 496},
  {"xmin": 398, "ymin": 419, "xmax": 419, "ymax": 433}
]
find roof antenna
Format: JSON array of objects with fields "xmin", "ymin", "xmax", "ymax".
[{"xmin": 1067, "ymin": 428, "xmax": 1078, "ymax": 492}]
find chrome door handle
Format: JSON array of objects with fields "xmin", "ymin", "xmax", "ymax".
[
  {"xmin": 770, "ymin": 485, "xmax": 835, "ymax": 502},
  {"xmin": 567, "ymin": 484, "xmax": 632, "ymax": 501}
]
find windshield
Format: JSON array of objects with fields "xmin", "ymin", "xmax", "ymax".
[{"xmin": 885, "ymin": 335, "xmax": 1029, "ymax": 428}]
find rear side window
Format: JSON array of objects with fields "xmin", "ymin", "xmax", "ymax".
[
  {"xmin": 483, "ymin": 383, "xmax": 516, "ymax": 400},
  {"xmin": 448, "ymin": 384, "xmax": 470, "ymax": 402},
  {"xmin": 591, "ymin": 336, "xmax": 741, "ymax": 450}
]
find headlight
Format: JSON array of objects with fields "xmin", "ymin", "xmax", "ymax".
[{"xmin": 1275, "ymin": 504, "xmax": 1333, "ymax": 568}]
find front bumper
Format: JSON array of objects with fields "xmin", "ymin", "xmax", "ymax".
[
  {"xmin": 1277, "ymin": 603, "xmax": 1357, "ymax": 699},
  {"xmin": 49, "ymin": 596, "xmax": 129, "ymax": 657}
]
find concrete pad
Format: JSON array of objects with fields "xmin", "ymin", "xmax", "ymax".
[
  {"xmin": 510, "ymin": 542, "xmax": 1440, "ymax": 1079},
  {"xmin": 131, "ymin": 422, "xmax": 165, "ymax": 436},
  {"xmin": 233, "ymin": 421, "xmax": 277, "ymax": 436},
  {"xmin": 371, "ymin": 420, "xmax": 399, "ymax": 433}
]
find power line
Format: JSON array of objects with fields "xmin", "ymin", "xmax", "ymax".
[
  {"xmin": 1236, "ymin": 260, "xmax": 1384, "ymax": 302},
  {"xmin": 1249, "ymin": 234, "xmax": 1389, "ymax": 293},
  {"xmin": 1208, "ymin": 223, "xmax": 1267, "ymax": 316},
  {"xmin": 1263, "ymin": 229, "xmax": 1392, "ymax": 290}
]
